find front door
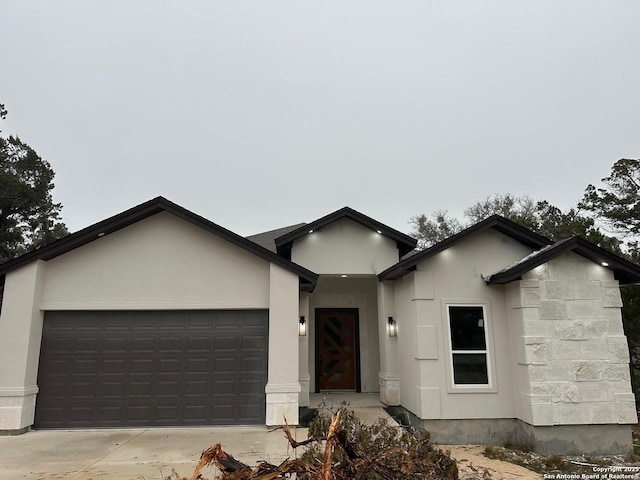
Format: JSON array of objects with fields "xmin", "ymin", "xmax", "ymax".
[{"xmin": 316, "ymin": 309, "xmax": 359, "ymax": 391}]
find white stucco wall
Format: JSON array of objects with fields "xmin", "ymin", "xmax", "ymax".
[
  {"xmin": 507, "ymin": 252, "xmax": 637, "ymax": 426},
  {"xmin": 40, "ymin": 212, "xmax": 270, "ymax": 310},
  {"xmin": 291, "ymin": 218, "xmax": 399, "ymax": 275},
  {"xmin": 266, "ymin": 263, "xmax": 301, "ymax": 425},
  {"xmin": 0, "ymin": 261, "xmax": 45, "ymax": 430},
  {"xmin": 377, "ymin": 280, "xmax": 400, "ymax": 405},
  {"xmin": 291, "ymin": 219, "xmax": 394, "ymax": 394},
  {"xmin": 299, "ymin": 293, "xmax": 311, "ymax": 406},
  {"xmin": 0, "ymin": 212, "xmax": 287, "ymax": 431},
  {"xmin": 392, "ymin": 229, "xmax": 534, "ymax": 420}
]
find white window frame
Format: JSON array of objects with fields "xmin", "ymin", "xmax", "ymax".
[{"xmin": 445, "ymin": 304, "xmax": 494, "ymax": 391}]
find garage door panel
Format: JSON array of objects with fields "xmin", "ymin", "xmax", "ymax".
[
  {"xmin": 185, "ymin": 380, "xmax": 208, "ymax": 395},
  {"xmin": 130, "ymin": 358, "xmax": 154, "ymax": 372},
  {"xmin": 158, "ymin": 359, "xmax": 181, "ymax": 373},
  {"xmin": 103, "ymin": 338, "xmax": 128, "ymax": 354},
  {"xmin": 44, "ymin": 337, "xmax": 74, "ymax": 354},
  {"xmin": 103, "ymin": 358, "xmax": 126, "ymax": 373},
  {"xmin": 131, "ymin": 337, "xmax": 156, "ymax": 352},
  {"xmin": 74, "ymin": 337, "xmax": 100, "ymax": 354},
  {"xmin": 36, "ymin": 310, "xmax": 268, "ymax": 428},
  {"xmin": 99, "ymin": 382, "xmax": 124, "ymax": 398}
]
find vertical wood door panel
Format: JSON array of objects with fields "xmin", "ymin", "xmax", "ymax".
[{"xmin": 316, "ymin": 309, "xmax": 358, "ymax": 390}]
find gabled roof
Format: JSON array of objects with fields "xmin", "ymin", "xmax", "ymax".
[
  {"xmin": 0, "ymin": 197, "xmax": 319, "ymax": 291},
  {"xmin": 378, "ymin": 215, "xmax": 552, "ymax": 281},
  {"xmin": 274, "ymin": 207, "xmax": 418, "ymax": 258},
  {"xmin": 485, "ymin": 236, "xmax": 640, "ymax": 285},
  {"xmin": 246, "ymin": 223, "xmax": 307, "ymax": 253}
]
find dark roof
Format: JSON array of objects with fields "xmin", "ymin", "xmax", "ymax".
[
  {"xmin": 0, "ymin": 197, "xmax": 319, "ymax": 291},
  {"xmin": 378, "ymin": 215, "xmax": 552, "ymax": 281},
  {"xmin": 274, "ymin": 207, "xmax": 418, "ymax": 258},
  {"xmin": 485, "ymin": 236, "xmax": 640, "ymax": 285},
  {"xmin": 246, "ymin": 223, "xmax": 307, "ymax": 253}
]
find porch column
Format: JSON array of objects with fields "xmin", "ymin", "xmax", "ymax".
[
  {"xmin": 298, "ymin": 292, "xmax": 311, "ymax": 406},
  {"xmin": 266, "ymin": 263, "xmax": 301, "ymax": 426},
  {"xmin": 377, "ymin": 281, "xmax": 400, "ymax": 405},
  {"xmin": 0, "ymin": 261, "xmax": 45, "ymax": 433}
]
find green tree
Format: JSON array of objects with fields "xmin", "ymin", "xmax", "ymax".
[
  {"xmin": 0, "ymin": 108, "xmax": 68, "ymax": 263},
  {"xmin": 410, "ymin": 210, "xmax": 463, "ymax": 248},
  {"xmin": 412, "ymin": 194, "xmax": 619, "ymax": 251},
  {"xmin": 534, "ymin": 201, "xmax": 622, "ymax": 252},
  {"xmin": 464, "ymin": 193, "xmax": 538, "ymax": 230},
  {"xmin": 580, "ymin": 159, "xmax": 640, "ymax": 398},
  {"xmin": 581, "ymin": 159, "xmax": 640, "ymax": 238}
]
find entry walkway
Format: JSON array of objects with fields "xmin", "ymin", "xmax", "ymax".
[{"xmin": 309, "ymin": 392, "xmax": 398, "ymax": 426}]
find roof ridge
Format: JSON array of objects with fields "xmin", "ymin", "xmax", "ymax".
[{"xmin": 246, "ymin": 222, "xmax": 308, "ymax": 240}]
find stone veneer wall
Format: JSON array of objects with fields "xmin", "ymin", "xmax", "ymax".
[{"xmin": 509, "ymin": 252, "xmax": 637, "ymax": 428}]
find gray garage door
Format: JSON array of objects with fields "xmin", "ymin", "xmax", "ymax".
[{"xmin": 35, "ymin": 310, "xmax": 268, "ymax": 428}]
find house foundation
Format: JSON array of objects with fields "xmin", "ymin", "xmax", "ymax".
[{"xmin": 415, "ymin": 415, "xmax": 634, "ymax": 455}]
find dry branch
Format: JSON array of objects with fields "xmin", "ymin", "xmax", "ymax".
[
  {"xmin": 273, "ymin": 417, "xmax": 327, "ymax": 449},
  {"xmin": 187, "ymin": 406, "xmax": 458, "ymax": 480},
  {"xmin": 189, "ymin": 443, "xmax": 251, "ymax": 480},
  {"xmin": 317, "ymin": 410, "xmax": 341, "ymax": 480}
]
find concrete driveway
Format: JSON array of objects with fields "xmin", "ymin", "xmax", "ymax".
[
  {"xmin": 0, "ymin": 394, "xmax": 394, "ymax": 480},
  {"xmin": 0, "ymin": 425, "xmax": 309, "ymax": 480}
]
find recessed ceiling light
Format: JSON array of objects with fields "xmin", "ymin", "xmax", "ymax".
[
  {"xmin": 308, "ymin": 229, "xmax": 314, "ymax": 234},
  {"xmin": 97, "ymin": 232, "xmax": 105, "ymax": 237},
  {"xmin": 341, "ymin": 274, "xmax": 348, "ymax": 278},
  {"xmin": 601, "ymin": 261, "xmax": 609, "ymax": 267},
  {"xmin": 376, "ymin": 230, "xmax": 382, "ymax": 234}
]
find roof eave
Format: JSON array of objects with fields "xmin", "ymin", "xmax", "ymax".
[
  {"xmin": 274, "ymin": 206, "xmax": 417, "ymax": 254},
  {"xmin": 0, "ymin": 198, "xmax": 167, "ymax": 275},
  {"xmin": 486, "ymin": 237, "xmax": 640, "ymax": 286},
  {"xmin": 378, "ymin": 215, "xmax": 552, "ymax": 281},
  {"xmin": 0, "ymin": 197, "xmax": 320, "ymax": 289}
]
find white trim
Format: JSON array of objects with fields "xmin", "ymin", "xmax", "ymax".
[
  {"xmin": 444, "ymin": 303, "xmax": 497, "ymax": 393},
  {"xmin": 0, "ymin": 386, "xmax": 39, "ymax": 396},
  {"xmin": 40, "ymin": 301, "xmax": 269, "ymax": 310},
  {"xmin": 265, "ymin": 383, "xmax": 302, "ymax": 394}
]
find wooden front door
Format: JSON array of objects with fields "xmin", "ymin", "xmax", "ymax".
[{"xmin": 316, "ymin": 309, "xmax": 359, "ymax": 391}]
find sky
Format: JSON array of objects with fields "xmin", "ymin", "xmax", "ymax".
[{"xmin": 1, "ymin": 1, "xmax": 639, "ymax": 237}]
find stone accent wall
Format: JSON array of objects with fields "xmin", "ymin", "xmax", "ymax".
[{"xmin": 511, "ymin": 252, "xmax": 637, "ymax": 426}]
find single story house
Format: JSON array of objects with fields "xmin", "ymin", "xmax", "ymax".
[{"xmin": 1, "ymin": 197, "xmax": 639, "ymax": 454}]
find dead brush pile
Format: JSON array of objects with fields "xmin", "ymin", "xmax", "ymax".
[{"xmin": 186, "ymin": 406, "xmax": 458, "ymax": 480}]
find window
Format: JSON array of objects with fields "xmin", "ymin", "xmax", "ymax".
[{"xmin": 447, "ymin": 305, "xmax": 489, "ymax": 386}]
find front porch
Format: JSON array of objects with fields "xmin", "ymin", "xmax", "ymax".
[
  {"xmin": 309, "ymin": 392, "xmax": 398, "ymax": 426},
  {"xmin": 298, "ymin": 275, "xmax": 399, "ymax": 409}
]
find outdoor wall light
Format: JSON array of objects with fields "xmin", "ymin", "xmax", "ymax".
[
  {"xmin": 299, "ymin": 316, "xmax": 307, "ymax": 336},
  {"xmin": 387, "ymin": 316, "xmax": 398, "ymax": 337}
]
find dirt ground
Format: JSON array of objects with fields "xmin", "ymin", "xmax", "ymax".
[{"xmin": 444, "ymin": 445, "xmax": 542, "ymax": 480}]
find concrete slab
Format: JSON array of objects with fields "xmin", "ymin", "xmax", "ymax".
[
  {"xmin": 309, "ymin": 392, "xmax": 399, "ymax": 426},
  {"xmin": 0, "ymin": 426, "xmax": 309, "ymax": 480},
  {"xmin": 0, "ymin": 395, "xmax": 395, "ymax": 479},
  {"xmin": 309, "ymin": 392, "xmax": 384, "ymax": 408}
]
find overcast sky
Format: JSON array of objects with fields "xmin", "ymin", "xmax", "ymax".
[{"xmin": 1, "ymin": 1, "xmax": 639, "ymax": 237}]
